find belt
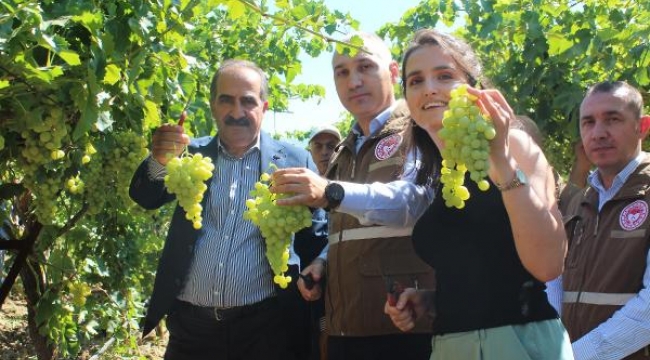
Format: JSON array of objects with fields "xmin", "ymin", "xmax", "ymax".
[{"xmin": 175, "ymin": 297, "xmax": 277, "ymax": 321}]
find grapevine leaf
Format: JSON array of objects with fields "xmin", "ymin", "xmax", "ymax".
[
  {"xmin": 73, "ymin": 94, "xmax": 99, "ymax": 140},
  {"xmin": 227, "ymin": 0, "xmax": 247, "ymax": 20},
  {"xmin": 57, "ymin": 49, "xmax": 81, "ymax": 66},
  {"xmin": 144, "ymin": 99, "xmax": 162, "ymax": 129},
  {"xmin": 103, "ymin": 64, "xmax": 121, "ymax": 85},
  {"xmin": 547, "ymin": 32, "xmax": 573, "ymax": 56}
]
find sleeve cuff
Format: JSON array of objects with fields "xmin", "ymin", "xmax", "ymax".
[
  {"xmin": 572, "ymin": 334, "xmax": 600, "ymax": 360},
  {"xmin": 146, "ymin": 155, "xmax": 168, "ymax": 180}
]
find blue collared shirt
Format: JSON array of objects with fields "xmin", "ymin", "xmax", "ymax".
[{"xmin": 588, "ymin": 151, "xmax": 646, "ymax": 211}]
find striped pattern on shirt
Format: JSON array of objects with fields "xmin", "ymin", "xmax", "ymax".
[{"xmin": 178, "ymin": 144, "xmax": 275, "ymax": 307}]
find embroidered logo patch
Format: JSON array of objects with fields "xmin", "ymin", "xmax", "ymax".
[
  {"xmin": 375, "ymin": 134, "xmax": 402, "ymax": 161},
  {"xmin": 620, "ymin": 200, "xmax": 649, "ymax": 231}
]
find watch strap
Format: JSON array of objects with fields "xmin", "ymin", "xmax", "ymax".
[{"xmin": 496, "ymin": 168, "xmax": 527, "ymax": 192}]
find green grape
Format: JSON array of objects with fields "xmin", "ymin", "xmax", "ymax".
[
  {"xmin": 164, "ymin": 153, "xmax": 215, "ymax": 229},
  {"xmin": 244, "ymin": 169, "xmax": 312, "ymax": 288},
  {"xmin": 65, "ymin": 174, "xmax": 84, "ymax": 195},
  {"xmin": 68, "ymin": 282, "xmax": 92, "ymax": 307},
  {"xmin": 438, "ymin": 84, "xmax": 495, "ymax": 209}
]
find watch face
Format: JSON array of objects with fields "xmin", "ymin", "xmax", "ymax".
[
  {"xmin": 516, "ymin": 168, "xmax": 527, "ymax": 185},
  {"xmin": 327, "ymin": 182, "xmax": 345, "ymax": 201}
]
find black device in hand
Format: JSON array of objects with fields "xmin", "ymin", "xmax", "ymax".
[{"xmin": 299, "ymin": 273, "xmax": 316, "ymax": 290}]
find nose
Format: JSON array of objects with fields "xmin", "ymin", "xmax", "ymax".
[
  {"xmin": 424, "ymin": 78, "xmax": 438, "ymax": 97},
  {"xmin": 321, "ymin": 148, "xmax": 332, "ymax": 157},
  {"xmin": 591, "ymin": 120, "xmax": 609, "ymax": 140},
  {"xmin": 348, "ymin": 71, "xmax": 363, "ymax": 90},
  {"xmin": 232, "ymin": 101, "xmax": 245, "ymax": 119}
]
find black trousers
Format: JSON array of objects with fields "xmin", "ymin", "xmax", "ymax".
[
  {"xmin": 328, "ymin": 333, "xmax": 432, "ymax": 360},
  {"xmin": 164, "ymin": 298, "xmax": 287, "ymax": 360},
  {"xmin": 277, "ymin": 264, "xmax": 325, "ymax": 360}
]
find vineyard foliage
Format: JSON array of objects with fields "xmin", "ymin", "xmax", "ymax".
[
  {"xmin": 0, "ymin": 0, "xmax": 355, "ymax": 357},
  {"xmin": 1, "ymin": 0, "xmax": 650, "ymax": 358}
]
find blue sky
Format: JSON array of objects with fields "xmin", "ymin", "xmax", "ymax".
[{"xmin": 261, "ymin": 0, "xmax": 422, "ymax": 137}]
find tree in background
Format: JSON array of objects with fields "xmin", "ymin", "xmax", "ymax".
[
  {"xmin": 382, "ymin": 0, "xmax": 650, "ymax": 175},
  {"xmin": 0, "ymin": 0, "xmax": 356, "ymax": 358}
]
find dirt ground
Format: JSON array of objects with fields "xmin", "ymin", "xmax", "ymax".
[{"xmin": 0, "ymin": 295, "xmax": 168, "ymax": 360}]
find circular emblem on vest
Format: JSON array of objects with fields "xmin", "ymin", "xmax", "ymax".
[
  {"xmin": 375, "ymin": 134, "xmax": 402, "ymax": 161},
  {"xmin": 619, "ymin": 200, "xmax": 649, "ymax": 231}
]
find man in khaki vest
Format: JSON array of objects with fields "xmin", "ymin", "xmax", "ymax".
[
  {"xmin": 561, "ymin": 81, "xmax": 650, "ymax": 359},
  {"xmin": 272, "ymin": 32, "xmax": 435, "ymax": 360}
]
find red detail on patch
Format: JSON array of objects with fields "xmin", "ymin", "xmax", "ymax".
[
  {"xmin": 620, "ymin": 200, "xmax": 649, "ymax": 231},
  {"xmin": 375, "ymin": 134, "xmax": 402, "ymax": 161}
]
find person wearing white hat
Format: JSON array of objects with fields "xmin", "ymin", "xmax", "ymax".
[{"xmin": 308, "ymin": 125, "xmax": 342, "ymax": 175}]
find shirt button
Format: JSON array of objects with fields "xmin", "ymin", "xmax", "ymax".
[
  {"xmin": 224, "ymin": 235, "xmax": 229, "ymax": 240},
  {"xmin": 219, "ymin": 263, "xmax": 223, "ymax": 268}
]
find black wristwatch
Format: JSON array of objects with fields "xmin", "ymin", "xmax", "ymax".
[{"xmin": 324, "ymin": 181, "xmax": 345, "ymax": 211}]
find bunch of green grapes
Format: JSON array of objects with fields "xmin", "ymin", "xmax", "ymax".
[
  {"xmin": 68, "ymin": 282, "xmax": 92, "ymax": 307},
  {"xmin": 164, "ymin": 153, "xmax": 215, "ymax": 229},
  {"xmin": 28, "ymin": 173, "xmax": 64, "ymax": 224},
  {"xmin": 438, "ymin": 84, "xmax": 496, "ymax": 209},
  {"xmin": 20, "ymin": 108, "xmax": 69, "ymax": 166},
  {"xmin": 102, "ymin": 130, "xmax": 149, "ymax": 203},
  {"xmin": 243, "ymin": 172, "xmax": 313, "ymax": 289}
]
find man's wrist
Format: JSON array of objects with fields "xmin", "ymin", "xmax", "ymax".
[{"xmin": 324, "ymin": 181, "xmax": 345, "ymax": 211}]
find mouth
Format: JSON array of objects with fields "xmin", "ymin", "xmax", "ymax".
[
  {"xmin": 422, "ymin": 101, "xmax": 447, "ymax": 110},
  {"xmin": 349, "ymin": 93, "xmax": 369, "ymax": 101},
  {"xmin": 590, "ymin": 145, "xmax": 615, "ymax": 154}
]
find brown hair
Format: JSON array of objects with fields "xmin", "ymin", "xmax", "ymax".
[
  {"xmin": 401, "ymin": 29, "xmax": 492, "ymax": 186},
  {"xmin": 401, "ymin": 28, "xmax": 491, "ymax": 95}
]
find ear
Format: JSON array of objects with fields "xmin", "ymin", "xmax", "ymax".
[
  {"xmin": 263, "ymin": 101, "xmax": 269, "ymax": 112},
  {"xmin": 640, "ymin": 115, "xmax": 650, "ymax": 138},
  {"xmin": 389, "ymin": 61, "xmax": 400, "ymax": 85}
]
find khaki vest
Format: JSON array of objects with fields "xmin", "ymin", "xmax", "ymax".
[
  {"xmin": 325, "ymin": 102, "xmax": 435, "ymax": 337},
  {"xmin": 563, "ymin": 155, "xmax": 650, "ymax": 359}
]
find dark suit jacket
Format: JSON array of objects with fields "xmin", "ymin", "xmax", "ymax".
[{"xmin": 129, "ymin": 131, "xmax": 318, "ymax": 335}]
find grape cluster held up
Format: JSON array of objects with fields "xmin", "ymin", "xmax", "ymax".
[
  {"xmin": 243, "ymin": 170, "xmax": 312, "ymax": 289},
  {"xmin": 164, "ymin": 153, "xmax": 215, "ymax": 229},
  {"xmin": 438, "ymin": 85, "xmax": 496, "ymax": 209}
]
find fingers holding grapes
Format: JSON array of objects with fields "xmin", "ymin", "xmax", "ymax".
[
  {"xmin": 465, "ymin": 87, "xmax": 514, "ymax": 166},
  {"xmin": 271, "ymin": 168, "xmax": 329, "ymax": 208},
  {"xmin": 152, "ymin": 124, "xmax": 190, "ymax": 165}
]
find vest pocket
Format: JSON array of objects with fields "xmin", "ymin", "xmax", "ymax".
[{"xmin": 564, "ymin": 215, "xmax": 585, "ymax": 269}]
